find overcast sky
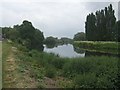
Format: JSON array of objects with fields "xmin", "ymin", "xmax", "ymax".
[{"xmin": 0, "ymin": 0, "xmax": 119, "ymax": 38}]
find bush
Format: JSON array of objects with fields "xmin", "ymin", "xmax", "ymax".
[
  {"xmin": 50, "ymin": 58, "xmax": 67, "ymax": 69},
  {"xmin": 74, "ymin": 73, "xmax": 97, "ymax": 88},
  {"xmin": 17, "ymin": 44, "xmax": 28, "ymax": 52},
  {"xmin": 63, "ymin": 58, "xmax": 95, "ymax": 77},
  {"xmin": 45, "ymin": 65, "xmax": 56, "ymax": 78},
  {"xmin": 73, "ymin": 41, "xmax": 119, "ymax": 54},
  {"xmin": 96, "ymin": 76, "xmax": 114, "ymax": 88}
]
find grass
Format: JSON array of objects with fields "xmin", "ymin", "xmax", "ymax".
[
  {"xmin": 2, "ymin": 41, "xmax": 40, "ymax": 88},
  {"xmin": 2, "ymin": 41, "xmax": 12, "ymax": 87},
  {"xmin": 2, "ymin": 40, "xmax": 119, "ymax": 88},
  {"xmin": 73, "ymin": 41, "xmax": 120, "ymax": 54}
]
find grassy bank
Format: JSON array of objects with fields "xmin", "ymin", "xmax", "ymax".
[
  {"xmin": 74, "ymin": 41, "xmax": 120, "ymax": 54},
  {"xmin": 3, "ymin": 41, "xmax": 119, "ymax": 88}
]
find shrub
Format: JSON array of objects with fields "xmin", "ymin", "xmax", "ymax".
[
  {"xmin": 45, "ymin": 65, "xmax": 56, "ymax": 78},
  {"xmin": 74, "ymin": 73, "xmax": 97, "ymax": 88},
  {"xmin": 96, "ymin": 76, "xmax": 114, "ymax": 88},
  {"xmin": 63, "ymin": 58, "xmax": 95, "ymax": 77},
  {"xmin": 50, "ymin": 58, "xmax": 67, "ymax": 69}
]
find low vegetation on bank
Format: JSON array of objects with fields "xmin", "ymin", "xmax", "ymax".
[
  {"xmin": 3, "ymin": 41, "xmax": 119, "ymax": 88},
  {"xmin": 74, "ymin": 41, "xmax": 120, "ymax": 54}
]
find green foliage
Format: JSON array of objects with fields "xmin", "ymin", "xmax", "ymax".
[
  {"xmin": 2, "ymin": 41, "xmax": 11, "ymax": 61},
  {"xmin": 6, "ymin": 41, "xmax": 118, "ymax": 88},
  {"xmin": 113, "ymin": 20, "xmax": 120, "ymax": 42},
  {"xmin": 45, "ymin": 65, "xmax": 56, "ymax": 78},
  {"xmin": 2, "ymin": 20, "xmax": 44, "ymax": 51},
  {"xmin": 50, "ymin": 58, "xmax": 67, "ymax": 69},
  {"xmin": 63, "ymin": 56, "xmax": 118, "ymax": 88},
  {"xmin": 63, "ymin": 58, "xmax": 94, "ymax": 77},
  {"xmin": 74, "ymin": 41, "xmax": 119, "ymax": 54},
  {"xmin": 85, "ymin": 4, "xmax": 117, "ymax": 41},
  {"xmin": 60, "ymin": 37, "xmax": 73, "ymax": 44},
  {"xmin": 73, "ymin": 32, "xmax": 86, "ymax": 41},
  {"xmin": 44, "ymin": 36, "xmax": 73, "ymax": 47},
  {"xmin": 44, "ymin": 36, "xmax": 57, "ymax": 45},
  {"xmin": 74, "ymin": 73, "xmax": 97, "ymax": 88}
]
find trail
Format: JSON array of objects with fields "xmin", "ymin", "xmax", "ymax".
[
  {"xmin": 3, "ymin": 44, "xmax": 71, "ymax": 88},
  {"xmin": 3, "ymin": 46, "xmax": 38, "ymax": 88}
]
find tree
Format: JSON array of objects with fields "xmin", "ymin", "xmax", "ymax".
[
  {"xmin": 60, "ymin": 37, "xmax": 73, "ymax": 44},
  {"xmin": 32, "ymin": 29, "xmax": 44, "ymax": 51},
  {"xmin": 73, "ymin": 32, "xmax": 86, "ymax": 41},
  {"xmin": 113, "ymin": 20, "xmax": 120, "ymax": 42},
  {"xmin": 85, "ymin": 13, "xmax": 96, "ymax": 41},
  {"xmin": 19, "ymin": 20, "xmax": 44, "ymax": 51},
  {"xmin": 85, "ymin": 4, "xmax": 116, "ymax": 41},
  {"xmin": 2, "ymin": 20, "xmax": 44, "ymax": 51},
  {"xmin": 44, "ymin": 36, "xmax": 57, "ymax": 45}
]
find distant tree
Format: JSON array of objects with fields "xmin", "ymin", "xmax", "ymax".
[
  {"xmin": 2, "ymin": 27, "xmax": 12, "ymax": 38},
  {"xmin": 7, "ymin": 28, "xmax": 20, "ymax": 41},
  {"xmin": 85, "ymin": 13, "xmax": 96, "ymax": 41},
  {"xmin": 60, "ymin": 37, "xmax": 73, "ymax": 44},
  {"xmin": 19, "ymin": 20, "xmax": 44, "ymax": 51},
  {"xmin": 32, "ymin": 29, "xmax": 44, "ymax": 51},
  {"xmin": 113, "ymin": 20, "xmax": 120, "ymax": 42},
  {"xmin": 117, "ymin": 21, "xmax": 120, "ymax": 42},
  {"xmin": 73, "ymin": 32, "xmax": 86, "ymax": 41},
  {"xmin": 2, "ymin": 20, "xmax": 44, "ymax": 51},
  {"xmin": 44, "ymin": 36, "xmax": 57, "ymax": 45},
  {"xmin": 85, "ymin": 4, "xmax": 116, "ymax": 41}
]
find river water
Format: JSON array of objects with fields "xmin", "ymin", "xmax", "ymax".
[
  {"xmin": 44, "ymin": 44, "xmax": 85, "ymax": 58},
  {"xmin": 44, "ymin": 44, "xmax": 119, "ymax": 58}
]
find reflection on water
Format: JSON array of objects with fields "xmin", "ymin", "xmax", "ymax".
[
  {"xmin": 44, "ymin": 44, "xmax": 119, "ymax": 58},
  {"xmin": 73, "ymin": 46, "xmax": 85, "ymax": 54},
  {"xmin": 44, "ymin": 44, "xmax": 85, "ymax": 58},
  {"xmin": 85, "ymin": 51, "xmax": 120, "ymax": 57}
]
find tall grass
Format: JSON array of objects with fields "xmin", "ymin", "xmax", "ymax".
[
  {"xmin": 11, "ymin": 41, "xmax": 119, "ymax": 88},
  {"xmin": 63, "ymin": 56, "xmax": 118, "ymax": 88},
  {"xmin": 74, "ymin": 41, "xmax": 119, "ymax": 54},
  {"xmin": 2, "ymin": 41, "xmax": 12, "ymax": 61}
]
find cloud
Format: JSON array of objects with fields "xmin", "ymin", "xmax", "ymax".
[
  {"xmin": 84, "ymin": 2, "xmax": 118, "ymax": 20},
  {"xmin": 0, "ymin": 1, "xmax": 119, "ymax": 38}
]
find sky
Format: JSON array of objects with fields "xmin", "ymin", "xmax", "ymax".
[{"xmin": 0, "ymin": 0, "xmax": 119, "ymax": 39}]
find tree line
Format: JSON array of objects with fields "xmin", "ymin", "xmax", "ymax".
[
  {"xmin": 2, "ymin": 20, "xmax": 73, "ymax": 50},
  {"xmin": 44, "ymin": 36, "xmax": 73, "ymax": 48},
  {"xmin": 85, "ymin": 4, "xmax": 120, "ymax": 41},
  {"xmin": 2, "ymin": 20, "xmax": 44, "ymax": 51}
]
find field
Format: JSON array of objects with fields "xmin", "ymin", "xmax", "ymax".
[{"xmin": 2, "ymin": 41, "xmax": 119, "ymax": 88}]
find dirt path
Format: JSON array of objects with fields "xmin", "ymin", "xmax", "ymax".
[
  {"xmin": 3, "ymin": 44, "xmax": 72, "ymax": 88},
  {"xmin": 3, "ymin": 46, "xmax": 39, "ymax": 88}
]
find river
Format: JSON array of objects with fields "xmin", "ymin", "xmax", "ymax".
[{"xmin": 44, "ymin": 44, "xmax": 119, "ymax": 58}]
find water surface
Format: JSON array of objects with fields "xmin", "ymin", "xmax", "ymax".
[
  {"xmin": 44, "ymin": 44, "xmax": 85, "ymax": 58},
  {"xmin": 44, "ymin": 44, "xmax": 119, "ymax": 58}
]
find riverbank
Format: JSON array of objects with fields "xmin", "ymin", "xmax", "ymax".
[
  {"xmin": 73, "ymin": 41, "xmax": 120, "ymax": 54},
  {"xmin": 2, "ymin": 41, "xmax": 119, "ymax": 88}
]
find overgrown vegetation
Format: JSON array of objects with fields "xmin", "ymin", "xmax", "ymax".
[
  {"xmin": 2, "ymin": 20, "xmax": 44, "ymax": 51},
  {"xmin": 74, "ymin": 41, "xmax": 119, "ymax": 54},
  {"xmin": 6, "ymin": 41, "xmax": 118, "ymax": 88}
]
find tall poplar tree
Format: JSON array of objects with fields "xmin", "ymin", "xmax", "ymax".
[{"xmin": 85, "ymin": 4, "xmax": 116, "ymax": 41}]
